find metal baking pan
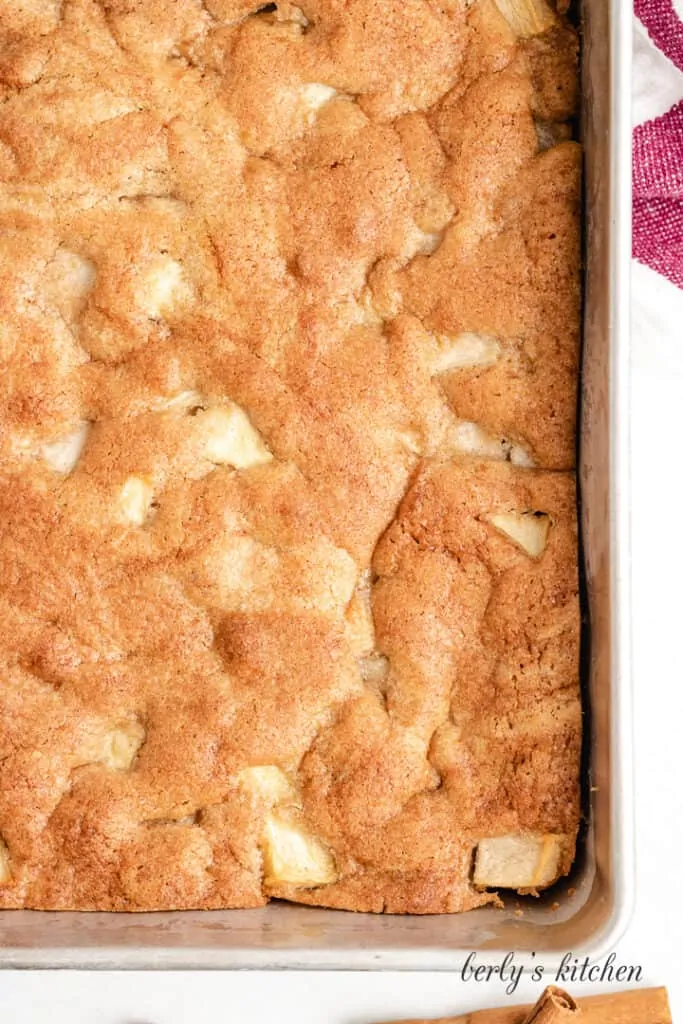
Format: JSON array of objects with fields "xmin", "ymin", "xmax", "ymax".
[{"xmin": 0, "ymin": 0, "xmax": 632, "ymax": 969}]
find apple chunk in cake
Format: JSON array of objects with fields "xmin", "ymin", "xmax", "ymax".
[{"xmin": 0, "ymin": 0, "xmax": 580, "ymax": 913}]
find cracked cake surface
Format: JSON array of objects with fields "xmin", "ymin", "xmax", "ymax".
[{"xmin": 0, "ymin": 0, "xmax": 580, "ymax": 913}]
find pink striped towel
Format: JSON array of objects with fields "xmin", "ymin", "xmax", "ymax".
[{"xmin": 633, "ymin": 0, "xmax": 683, "ymax": 289}]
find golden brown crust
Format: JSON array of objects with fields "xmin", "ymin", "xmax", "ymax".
[{"xmin": 0, "ymin": 0, "xmax": 580, "ymax": 913}]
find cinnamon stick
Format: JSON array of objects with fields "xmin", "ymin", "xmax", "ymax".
[
  {"xmin": 575, "ymin": 988, "xmax": 671, "ymax": 1024},
  {"xmin": 389, "ymin": 986, "xmax": 671, "ymax": 1024},
  {"xmin": 521, "ymin": 987, "xmax": 578, "ymax": 1023}
]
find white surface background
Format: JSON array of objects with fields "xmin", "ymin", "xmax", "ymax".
[{"xmin": 1, "ymin": 20, "xmax": 683, "ymax": 1024}]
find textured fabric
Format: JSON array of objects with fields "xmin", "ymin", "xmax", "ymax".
[
  {"xmin": 635, "ymin": 0, "xmax": 683, "ymax": 71},
  {"xmin": 634, "ymin": 2, "xmax": 683, "ymax": 289}
]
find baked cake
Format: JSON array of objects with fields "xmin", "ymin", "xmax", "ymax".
[{"xmin": 0, "ymin": 0, "xmax": 580, "ymax": 913}]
